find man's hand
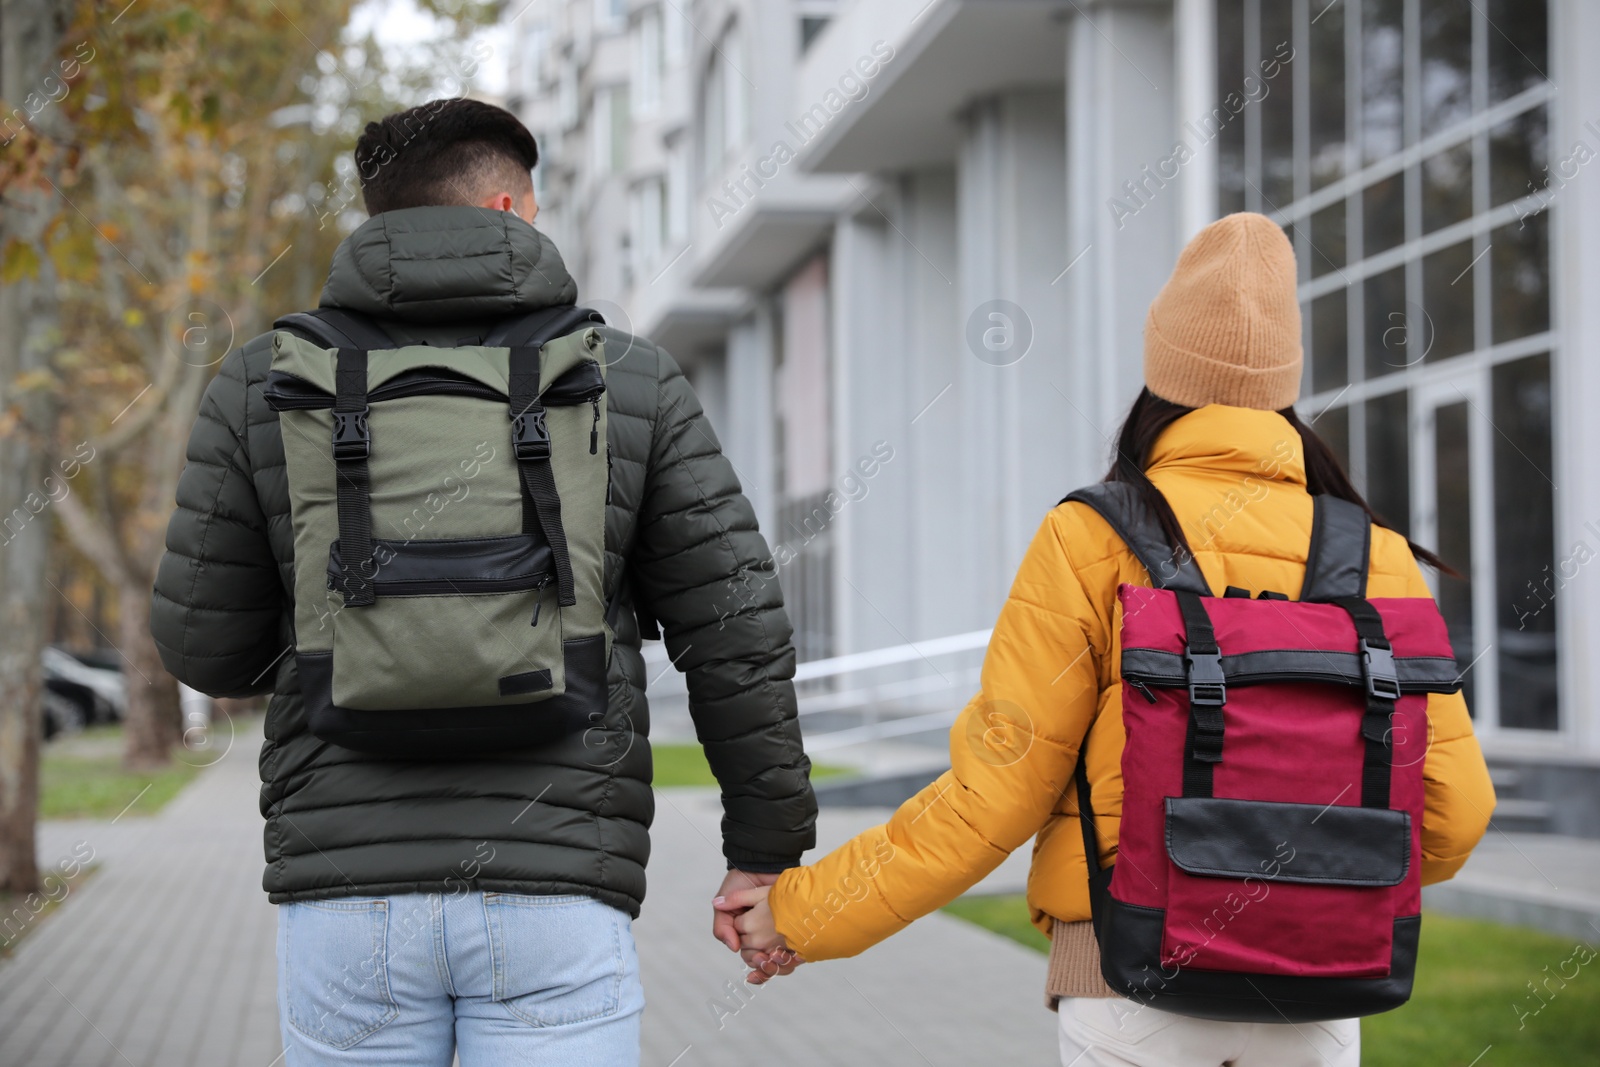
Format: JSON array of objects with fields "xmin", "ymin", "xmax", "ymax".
[
  {"xmin": 712, "ymin": 869, "xmax": 780, "ymax": 952},
  {"xmin": 714, "ymin": 883, "xmax": 802, "ymax": 984}
]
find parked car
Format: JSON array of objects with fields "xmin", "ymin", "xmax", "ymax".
[
  {"xmin": 40, "ymin": 647, "xmax": 212, "ymax": 744},
  {"xmin": 41, "ymin": 646, "xmax": 127, "ymax": 731}
]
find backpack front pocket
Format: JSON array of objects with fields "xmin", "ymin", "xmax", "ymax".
[
  {"xmin": 325, "ymin": 535, "xmax": 566, "ymax": 710},
  {"xmin": 1158, "ymin": 797, "xmax": 1410, "ymax": 978}
]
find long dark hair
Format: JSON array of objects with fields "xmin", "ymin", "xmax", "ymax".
[{"xmin": 1105, "ymin": 388, "xmax": 1457, "ymax": 576}]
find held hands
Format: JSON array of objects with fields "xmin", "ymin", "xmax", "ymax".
[{"xmin": 712, "ymin": 877, "xmax": 804, "ymax": 985}]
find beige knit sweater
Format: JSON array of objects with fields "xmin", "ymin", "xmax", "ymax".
[{"xmin": 1046, "ymin": 920, "xmax": 1117, "ymax": 1008}]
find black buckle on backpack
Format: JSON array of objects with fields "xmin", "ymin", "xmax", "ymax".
[
  {"xmin": 332, "ymin": 408, "xmax": 370, "ymax": 461},
  {"xmin": 512, "ymin": 407, "xmax": 551, "ymax": 461},
  {"xmin": 1360, "ymin": 638, "xmax": 1401, "ymax": 703},
  {"xmin": 1184, "ymin": 650, "xmax": 1227, "ymax": 707}
]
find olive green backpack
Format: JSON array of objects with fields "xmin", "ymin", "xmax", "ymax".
[{"xmin": 264, "ymin": 305, "xmax": 612, "ymax": 754}]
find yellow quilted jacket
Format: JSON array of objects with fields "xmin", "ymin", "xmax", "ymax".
[{"xmin": 768, "ymin": 405, "xmax": 1496, "ymax": 960}]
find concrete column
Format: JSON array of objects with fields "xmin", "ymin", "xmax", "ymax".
[
  {"xmin": 832, "ymin": 171, "xmax": 963, "ymax": 649},
  {"xmin": 1175, "ymin": 0, "xmax": 1218, "ymax": 240},
  {"xmin": 829, "ymin": 189, "xmax": 924, "ymax": 653},
  {"xmin": 898, "ymin": 171, "xmax": 964, "ymax": 642},
  {"xmin": 1551, "ymin": 0, "xmax": 1600, "ymax": 754},
  {"xmin": 687, "ymin": 351, "xmax": 729, "ymax": 454},
  {"xmin": 1064, "ymin": 1, "xmax": 1181, "ymax": 474},
  {"xmin": 957, "ymin": 90, "xmax": 1070, "ymax": 606},
  {"xmin": 723, "ymin": 306, "xmax": 778, "ymax": 535}
]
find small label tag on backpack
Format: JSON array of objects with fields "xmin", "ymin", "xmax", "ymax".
[{"xmin": 498, "ymin": 668, "xmax": 555, "ymax": 697}]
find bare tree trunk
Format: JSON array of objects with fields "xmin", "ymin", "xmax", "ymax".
[
  {"xmin": 0, "ymin": 0, "xmax": 71, "ymax": 895},
  {"xmin": 116, "ymin": 579, "xmax": 179, "ymax": 770},
  {"xmin": 0, "ymin": 261, "xmax": 47, "ymax": 889}
]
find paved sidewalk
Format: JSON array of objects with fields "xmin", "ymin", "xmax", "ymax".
[
  {"xmin": 642, "ymin": 789, "xmax": 1052, "ymax": 1066},
  {"xmin": 0, "ymin": 717, "xmax": 280, "ymax": 1067},
  {"xmin": 0, "ymin": 719, "xmax": 1056, "ymax": 1066}
]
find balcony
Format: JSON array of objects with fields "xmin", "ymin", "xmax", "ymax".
[{"xmin": 792, "ymin": 0, "xmax": 1069, "ymax": 173}]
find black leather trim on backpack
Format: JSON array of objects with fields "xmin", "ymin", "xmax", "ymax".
[
  {"xmin": 602, "ymin": 572, "xmax": 662, "ymax": 641},
  {"xmin": 1301, "ymin": 496, "xmax": 1372, "ymax": 601},
  {"xmin": 1074, "ymin": 760, "xmax": 1114, "ymax": 943},
  {"xmin": 498, "ymin": 668, "xmax": 554, "ymax": 697},
  {"xmin": 1120, "ymin": 647, "xmax": 1463, "ymax": 693},
  {"xmin": 327, "ymin": 534, "xmax": 553, "ymax": 596},
  {"xmin": 274, "ymin": 308, "xmax": 400, "ymax": 351},
  {"xmin": 482, "ymin": 305, "xmax": 605, "ymax": 348},
  {"xmin": 1164, "ymin": 797, "xmax": 1411, "ymax": 887},
  {"xmin": 298, "ymin": 633, "xmax": 608, "ymax": 755},
  {"xmin": 1063, "ymin": 484, "xmax": 1211, "ymax": 596},
  {"xmin": 1095, "ymin": 899, "xmax": 1419, "ymax": 1022}
]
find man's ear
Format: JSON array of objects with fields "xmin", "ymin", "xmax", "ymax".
[{"xmin": 478, "ymin": 190, "xmax": 517, "ymax": 213}]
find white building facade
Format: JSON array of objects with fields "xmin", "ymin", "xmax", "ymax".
[{"xmin": 505, "ymin": 0, "xmax": 1600, "ymax": 771}]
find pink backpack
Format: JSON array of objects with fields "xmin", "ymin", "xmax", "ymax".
[{"xmin": 1066, "ymin": 484, "xmax": 1462, "ymax": 1022}]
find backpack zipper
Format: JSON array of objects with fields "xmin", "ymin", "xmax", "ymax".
[
  {"xmin": 328, "ymin": 570, "xmax": 553, "ymax": 598},
  {"xmin": 529, "ymin": 576, "xmax": 552, "ymax": 626}
]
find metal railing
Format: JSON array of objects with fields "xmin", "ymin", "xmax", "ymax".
[{"xmin": 643, "ymin": 629, "xmax": 992, "ymax": 751}]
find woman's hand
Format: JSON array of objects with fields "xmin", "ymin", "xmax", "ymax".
[
  {"xmin": 711, "ymin": 869, "xmax": 780, "ymax": 952},
  {"xmin": 713, "ymin": 884, "xmax": 804, "ymax": 984}
]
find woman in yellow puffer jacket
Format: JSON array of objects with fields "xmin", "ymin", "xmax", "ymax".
[{"xmin": 714, "ymin": 213, "xmax": 1496, "ymax": 1066}]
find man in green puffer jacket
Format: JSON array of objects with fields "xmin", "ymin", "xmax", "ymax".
[{"xmin": 150, "ymin": 99, "xmax": 815, "ymax": 1065}]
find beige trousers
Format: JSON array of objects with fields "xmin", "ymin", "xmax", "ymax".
[{"xmin": 1058, "ymin": 996, "xmax": 1361, "ymax": 1066}]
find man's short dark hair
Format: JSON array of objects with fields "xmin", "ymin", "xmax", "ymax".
[{"xmin": 354, "ymin": 98, "xmax": 539, "ymax": 216}]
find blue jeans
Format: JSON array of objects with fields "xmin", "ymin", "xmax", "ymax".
[{"xmin": 276, "ymin": 892, "xmax": 644, "ymax": 1066}]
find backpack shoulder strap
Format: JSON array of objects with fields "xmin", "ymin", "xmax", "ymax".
[
  {"xmin": 1062, "ymin": 482, "xmax": 1211, "ymax": 596},
  {"xmin": 482, "ymin": 305, "xmax": 606, "ymax": 348},
  {"xmin": 273, "ymin": 307, "xmax": 397, "ymax": 351},
  {"xmin": 1300, "ymin": 495, "xmax": 1372, "ymax": 601}
]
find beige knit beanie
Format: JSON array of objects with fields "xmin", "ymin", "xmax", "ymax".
[{"xmin": 1144, "ymin": 212, "xmax": 1303, "ymax": 411}]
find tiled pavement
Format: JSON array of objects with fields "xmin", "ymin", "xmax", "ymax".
[{"xmin": 0, "ymin": 718, "xmax": 1056, "ymax": 1066}]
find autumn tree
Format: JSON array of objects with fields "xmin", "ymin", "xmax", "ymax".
[
  {"xmin": 1, "ymin": 0, "xmax": 501, "ymax": 790},
  {"xmin": 0, "ymin": 0, "xmax": 74, "ymax": 895}
]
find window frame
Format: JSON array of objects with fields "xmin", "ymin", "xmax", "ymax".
[{"xmin": 1215, "ymin": 0, "xmax": 1564, "ymax": 741}]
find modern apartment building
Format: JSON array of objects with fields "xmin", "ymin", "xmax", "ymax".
[{"xmin": 504, "ymin": 0, "xmax": 1600, "ymax": 776}]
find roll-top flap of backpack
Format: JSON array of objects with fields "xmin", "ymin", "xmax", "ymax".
[
  {"xmin": 1165, "ymin": 797, "xmax": 1411, "ymax": 887},
  {"xmin": 1117, "ymin": 583, "xmax": 1460, "ymax": 666},
  {"xmin": 270, "ymin": 326, "xmax": 605, "ymax": 397}
]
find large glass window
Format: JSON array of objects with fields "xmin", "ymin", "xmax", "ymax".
[
  {"xmin": 590, "ymin": 86, "xmax": 629, "ymax": 176},
  {"xmin": 776, "ymin": 254, "xmax": 835, "ymax": 661},
  {"xmin": 1493, "ymin": 354, "xmax": 1557, "ymax": 729},
  {"xmin": 1433, "ymin": 401, "xmax": 1476, "ymax": 710},
  {"xmin": 698, "ymin": 23, "xmax": 749, "ymax": 181},
  {"xmin": 634, "ymin": 8, "xmax": 663, "ymax": 117},
  {"xmin": 594, "ymin": 0, "xmax": 626, "ymax": 34},
  {"xmin": 630, "ymin": 176, "xmax": 665, "ymax": 276},
  {"xmin": 1216, "ymin": 0, "xmax": 1558, "ymax": 734}
]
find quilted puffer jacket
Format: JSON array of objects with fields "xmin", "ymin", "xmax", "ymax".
[
  {"xmin": 151, "ymin": 206, "xmax": 816, "ymax": 914},
  {"xmin": 768, "ymin": 405, "xmax": 1494, "ymax": 958}
]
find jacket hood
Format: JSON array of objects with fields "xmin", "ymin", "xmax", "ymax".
[
  {"xmin": 1146, "ymin": 405, "xmax": 1307, "ymax": 487},
  {"xmin": 319, "ymin": 206, "xmax": 579, "ymax": 322}
]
